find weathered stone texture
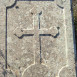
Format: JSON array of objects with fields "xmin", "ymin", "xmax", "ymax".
[{"xmin": 0, "ymin": 0, "xmax": 76, "ymax": 77}]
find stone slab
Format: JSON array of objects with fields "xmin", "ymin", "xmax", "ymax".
[{"xmin": 0, "ymin": 0, "xmax": 76, "ymax": 77}]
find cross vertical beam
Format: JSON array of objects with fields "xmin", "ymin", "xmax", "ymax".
[{"xmin": 14, "ymin": 12, "xmax": 60, "ymax": 64}]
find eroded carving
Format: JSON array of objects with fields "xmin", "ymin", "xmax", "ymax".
[
  {"xmin": 13, "ymin": 11, "xmax": 60, "ymax": 77},
  {"xmin": 6, "ymin": 0, "xmax": 66, "ymax": 77},
  {"xmin": 56, "ymin": 0, "xmax": 66, "ymax": 8}
]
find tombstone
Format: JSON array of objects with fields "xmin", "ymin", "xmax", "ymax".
[{"xmin": 0, "ymin": 0, "xmax": 76, "ymax": 77}]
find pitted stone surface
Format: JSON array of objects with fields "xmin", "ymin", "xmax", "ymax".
[
  {"xmin": 0, "ymin": 0, "xmax": 76, "ymax": 77},
  {"xmin": 22, "ymin": 64, "xmax": 50, "ymax": 77}
]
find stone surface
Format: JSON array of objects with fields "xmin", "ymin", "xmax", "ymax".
[{"xmin": 0, "ymin": 0, "xmax": 76, "ymax": 77}]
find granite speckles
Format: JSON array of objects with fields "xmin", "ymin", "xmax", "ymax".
[{"xmin": 0, "ymin": 0, "xmax": 76, "ymax": 77}]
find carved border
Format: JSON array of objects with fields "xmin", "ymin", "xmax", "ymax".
[{"xmin": 5, "ymin": 0, "xmax": 76, "ymax": 77}]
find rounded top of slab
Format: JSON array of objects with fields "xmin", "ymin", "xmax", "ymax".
[
  {"xmin": 0, "ymin": 0, "xmax": 16, "ymax": 7},
  {"xmin": 6, "ymin": 0, "xmax": 17, "ymax": 8},
  {"xmin": 56, "ymin": 0, "xmax": 66, "ymax": 8}
]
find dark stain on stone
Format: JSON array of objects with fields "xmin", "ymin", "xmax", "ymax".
[
  {"xmin": 21, "ymin": 29, "xmax": 23, "ymax": 32},
  {"xmin": 15, "ymin": 6, "xmax": 19, "ymax": 9},
  {"xmin": 18, "ymin": 67, "xmax": 20, "ymax": 69},
  {"xmin": 31, "ymin": 12, "xmax": 33, "ymax": 15}
]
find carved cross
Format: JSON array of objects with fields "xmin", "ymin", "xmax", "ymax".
[{"xmin": 14, "ymin": 11, "xmax": 60, "ymax": 64}]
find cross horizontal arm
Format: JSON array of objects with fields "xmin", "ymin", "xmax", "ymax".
[
  {"xmin": 39, "ymin": 27, "xmax": 59, "ymax": 36},
  {"xmin": 14, "ymin": 27, "xmax": 60, "ymax": 38},
  {"xmin": 14, "ymin": 28, "xmax": 34, "ymax": 37},
  {"xmin": 14, "ymin": 34, "xmax": 34, "ymax": 39}
]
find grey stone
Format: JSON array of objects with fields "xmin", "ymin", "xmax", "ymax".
[{"xmin": 0, "ymin": 0, "xmax": 76, "ymax": 77}]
